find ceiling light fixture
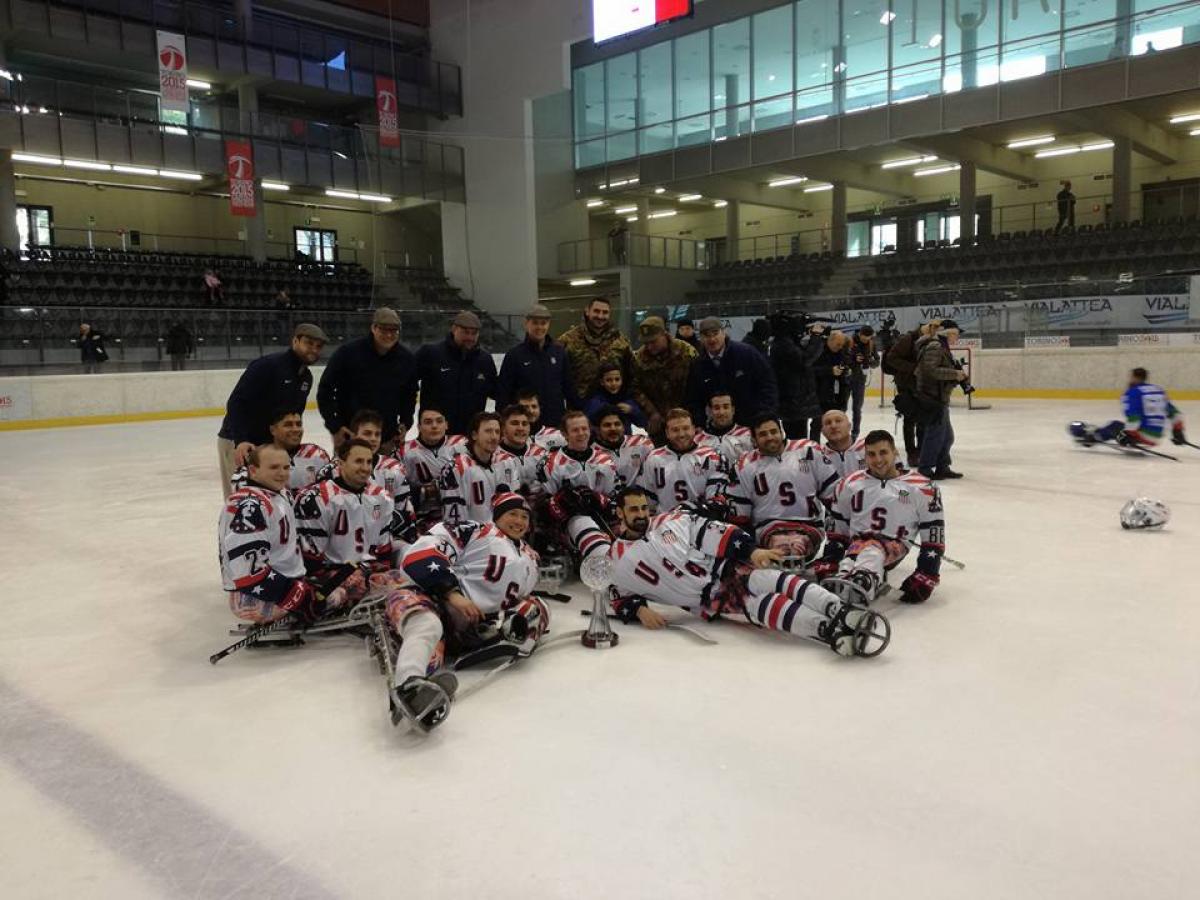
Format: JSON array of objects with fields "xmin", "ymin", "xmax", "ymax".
[
  {"xmin": 678, "ymin": 193, "xmax": 702, "ymax": 201},
  {"xmin": 1080, "ymin": 140, "xmax": 1115, "ymax": 152},
  {"xmin": 913, "ymin": 164, "xmax": 962, "ymax": 177},
  {"xmin": 63, "ymin": 159, "xmax": 112, "ymax": 171},
  {"xmin": 769, "ymin": 175, "xmax": 807, "ymax": 187},
  {"xmin": 112, "ymin": 165, "xmax": 159, "ymax": 176},
  {"xmin": 325, "ymin": 189, "xmax": 360, "ymax": 199},
  {"xmin": 614, "ymin": 205, "xmax": 638, "ymax": 214},
  {"xmin": 653, "ymin": 186, "xmax": 666, "ymax": 194},
  {"xmin": 570, "ymin": 278, "xmax": 597, "ymax": 287},
  {"xmin": 186, "ymin": 79, "xmax": 212, "ymax": 90},
  {"xmin": 713, "ymin": 200, "xmax": 728, "ymax": 208},
  {"xmin": 11, "ymin": 153, "xmax": 62, "ymax": 166},
  {"xmin": 261, "ymin": 181, "xmax": 290, "ymax": 191},
  {"xmin": 647, "ymin": 210, "xmax": 677, "ymax": 219},
  {"xmin": 803, "ymin": 183, "xmax": 834, "ymax": 193},
  {"xmin": 586, "ymin": 199, "xmax": 605, "ymax": 207},
  {"xmin": 882, "ymin": 155, "xmax": 937, "ymax": 169},
  {"xmin": 1007, "ymin": 135, "xmax": 1055, "ymax": 148},
  {"xmin": 1168, "ymin": 113, "xmax": 1200, "ymax": 124},
  {"xmin": 358, "ymin": 193, "xmax": 393, "ymax": 203},
  {"xmin": 159, "ymin": 170, "xmax": 203, "ymax": 180}
]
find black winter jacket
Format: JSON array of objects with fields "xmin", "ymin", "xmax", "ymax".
[
  {"xmin": 770, "ymin": 331, "xmax": 822, "ymax": 422},
  {"xmin": 415, "ymin": 334, "xmax": 497, "ymax": 435},
  {"xmin": 218, "ymin": 349, "xmax": 313, "ymax": 445},
  {"xmin": 317, "ymin": 335, "xmax": 418, "ymax": 441}
]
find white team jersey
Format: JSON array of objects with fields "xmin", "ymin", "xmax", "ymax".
[
  {"xmin": 440, "ymin": 450, "xmax": 525, "ymax": 526},
  {"xmin": 638, "ymin": 444, "xmax": 727, "ymax": 512},
  {"xmin": 539, "ymin": 446, "xmax": 618, "ymax": 497},
  {"xmin": 605, "ymin": 512, "xmax": 744, "ymax": 610},
  {"xmin": 501, "ymin": 441, "xmax": 550, "ymax": 493},
  {"xmin": 370, "ymin": 455, "xmax": 411, "ymax": 505},
  {"xmin": 597, "ymin": 435, "xmax": 654, "ymax": 488},
  {"xmin": 823, "ymin": 439, "xmax": 867, "ymax": 481},
  {"xmin": 728, "ymin": 439, "xmax": 839, "ymax": 535},
  {"xmin": 396, "ymin": 434, "xmax": 466, "ymax": 519},
  {"xmin": 219, "ymin": 485, "xmax": 305, "ymax": 591},
  {"xmin": 695, "ymin": 425, "xmax": 753, "ymax": 470},
  {"xmin": 405, "ymin": 521, "xmax": 540, "ymax": 616},
  {"xmin": 533, "ymin": 426, "xmax": 566, "ymax": 452},
  {"xmin": 828, "ymin": 469, "xmax": 944, "ymax": 547},
  {"xmin": 294, "ymin": 478, "xmax": 395, "ymax": 566},
  {"xmin": 229, "ymin": 443, "xmax": 330, "ymax": 497}
]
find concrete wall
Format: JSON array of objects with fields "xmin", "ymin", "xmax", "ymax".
[{"xmin": 430, "ymin": 0, "xmax": 591, "ymax": 314}]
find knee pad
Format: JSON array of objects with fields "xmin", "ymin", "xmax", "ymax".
[
  {"xmin": 385, "ymin": 587, "xmax": 438, "ymax": 631},
  {"xmin": 762, "ymin": 522, "xmax": 825, "ymax": 564}
]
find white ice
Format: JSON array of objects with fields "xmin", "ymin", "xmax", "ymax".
[{"xmin": 1, "ymin": 399, "xmax": 1197, "ymax": 900}]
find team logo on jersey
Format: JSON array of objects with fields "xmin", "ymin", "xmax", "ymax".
[
  {"xmin": 898, "ymin": 489, "xmax": 911, "ymax": 504},
  {"xmin": 371, "ymin": 504, "xmax": 383, "ymax": 520}
]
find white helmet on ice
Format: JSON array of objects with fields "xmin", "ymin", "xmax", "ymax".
[{"xmin": 1119, "ymin": 497, "xmax": 1170, "ymax": 531}]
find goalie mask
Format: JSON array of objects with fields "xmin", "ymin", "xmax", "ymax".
[{"xmin": 1119, "ymin": 497, "xmax": 1169, "ymax": 531}]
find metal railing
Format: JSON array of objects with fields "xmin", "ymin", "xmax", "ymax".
[
  {"xmin": 35, "ymin": 226, "xmax": 366, "ymax": 263},
  {"xmin": 0, "ymin": 305, "xmax": 529, "ymax": 373},
  {"xmin": 558, "ymin": 233, "xmax": 712, "ymax": 274}
]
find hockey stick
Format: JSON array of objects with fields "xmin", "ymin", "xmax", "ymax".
[
  {"xmin": 903, "ymin": 538, "xmax": 966, "ymax": 571},
  {"xmin": 1176, "ymin": 439, "xmax": 1200, "ymax": 452},
  {"xmin": 209, "ymin": 614, "xmax": 299, "ymax": 665},
  {"xmin": 455, "ymin": 629, "xmax": 587, "ymax": 700}
]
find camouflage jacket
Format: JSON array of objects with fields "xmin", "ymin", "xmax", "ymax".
[
  {"xmin": 632, "ymin": 338, "xmax": 698, "ymax": 426},
  {"xmin": 559, "ymin": 321, "xmax": 636, "ymax": 398}
]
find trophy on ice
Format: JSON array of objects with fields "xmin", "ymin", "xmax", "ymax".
[{"xmin": 579, "ymin": 553, "xmax": 618, "ymax": 649}]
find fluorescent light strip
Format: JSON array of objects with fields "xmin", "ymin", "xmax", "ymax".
[
  {"xmin": 113, "ymin": 165, "xmax": 159, "ymax": 176},
  {"xmin": 358, "ymin": 193, "xmax": 393, "ymax": 203},
  {"xmin": 1081, "ymin": 141, "xmax": 1114, "ymax": 151},
  {"xmin": 625, "ymin": 215, "xmax": 639, "ymax": 222},
  {"xmin": 882, "ymin": 155, "xmax": 937, "ymax": 169},
  {"xmin": 1035, "ymin": 146, "xmax": 1081, "ymax": 158},
  {"xmin": 162, "ymin": 126, "xmax": 189, "ymax": 136},
  {"xmin": 803, "ymin": 183, "xmax": 834, "ymax": 193},
  {"xmin": 326, "ymin": 189, "xmax": 361, "ymax": 199},
  {"xmin": 647, "ymin": 210, "xmax": 676, "ymax": 219},
  {"xmin": 653, "ymin": 186, "xmax": 666, "ymax": 194},
  {"xmin": 677, "ymin": 193, "xmax": 702, "ymax": 202},
  {"xmin": 261, "ymin": 181, "xmax": 290, "ymax": 192},
  {"xmin": 614, "ymin": 205, "xmax": 637, "ymax": 214},
  {"xmin": 769, "ymin": 176, "xmax": 807, "ymax": 187},
  {"xmin": 586, "ymin": 199, "xmax": 605, "ymax": 207},
  {"xmin": 186, "ymin": 79, "xmax": 212, "ymax": 90},
  {"xmin": 1169, "ymin": 113, "xmax": 1200, "ymax": 124},
  {"xmin": 1007, "ymin": 135, "xmax": 1055, "ymax": 148},
  {"xmin": 11, "ymin": 153, "xmax": 62, "ymax": 166},
  {"xmin": 914, "ymin": 164, "xmax": 961, "ymax": 177},
  {"xmin": 713, "ymin": 200, "xmax": 728, "ymax": 208},
  {"xmin": 1191, "ymin": 128, "xmax": 1200, "ymax": 137},
  {"xmin": 63, "ymin": 159, "xmax": 112, "ymax": 171},
  {"xmin": 570, "ymin": 278, "xmax": 596, "ymax": 287},
  {"xmin": 159, "ymin": 170, "xmax": 203, "ymax": 180}
]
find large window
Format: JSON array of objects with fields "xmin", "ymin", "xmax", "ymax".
[
  {"xmin": 295, "ymin": 227, "xmax": 337, "ymax": 263},
  {"xmin": 16, "ymin": 206, "xmax": 52, "ymax": 251},
  {"xmin": 573, "ymin": 1, "xmax": 1200, "ymax": 167}
]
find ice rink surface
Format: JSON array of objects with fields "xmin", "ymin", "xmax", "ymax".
[{"xmin": 1, "ymin": 398, "xmax": 1198, "ymax": 900}]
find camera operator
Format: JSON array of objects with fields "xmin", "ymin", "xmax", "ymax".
[
  {"xmin": 915, "ymin": 319, "xmax": 967, "ymax": 480},
  {"xmin": 847, "ymin": 325, "xmax": 880, "ymax": 440},
  {"xmin": 883, "ymin": 319, "xmax": 940, "ymax": 467},
  {"xmin": 768, "ymin": 313, "xmax": 824, "ymax": 442},
  {"xmin": 811, "ymin": 330, "xmax": 851, "ymax": 440}
]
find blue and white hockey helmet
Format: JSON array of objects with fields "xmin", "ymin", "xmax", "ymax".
[{"xmin": 1119, "ymin": 497, "xmax": 1170, "ymax": 531}]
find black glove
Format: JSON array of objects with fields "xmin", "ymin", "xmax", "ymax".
[{"xmin": 1172, "ymin": 426, "xmax": 1186, "ymax": 446}]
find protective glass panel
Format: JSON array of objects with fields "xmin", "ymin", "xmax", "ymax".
[
  {"xmin": 891, "ymin": 0, "xmax": 945, "ymax": 101},
  {"xmin": 712, "ymin": 18, "xmax": 750, "ymax": 116},
  {"xmin": 638, "ymin": 42, "xmax": 672, "ymax": 130},
  {"xmin": 573, "ymin": 62, "xmax": 606, "ymax": 140},
  {"xmin": 795, "ymin": 0, "xmax": 837, "ymax": 121},
  {"xmin": 605, "ymin": 53, "xmax": 637, "ymax": 133},
  {"xmin": 752, "ymin": 5, "xmax": 793, "ymax": 132},
  {"xmin": 674, "ymin": 30, "xmax": 710, "ymax": 121}
]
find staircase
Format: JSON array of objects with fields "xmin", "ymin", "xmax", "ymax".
[{"xmin": 814, "ymin": 256, "xmax": 877, "ymax": 300}]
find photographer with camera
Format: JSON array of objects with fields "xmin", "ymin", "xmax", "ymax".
[
  {"xmin": 768, "ymin": 312, "xmax": 824, "ymax": 442},
  {"xmin": 883, "ymin": 319, "xmax": 939, "ymax": 467},
  {"xmin": 811, "ymin": 330, "xmax": 852, "ymax": 440},
  {"xmin": 847, "ymin": 325, "xmax": 880, "ymax": 440},
  {"xmin": 914, "ymin": 319, "xmax": 967, "ymax": 480}
]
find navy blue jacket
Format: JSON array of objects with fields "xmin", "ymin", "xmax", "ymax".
[
  {"xmin": 685, "ymin": 338, "xmax": 779, "ymax": 426},
  {"xmin": 316, "ymin": 335, "xmax": 418, "ymax": 441},
  {"xmin": 415, "ymin": 334, "xmax": 497, "ymax": 435},
  {"xmin": 218, "ymin": 349, "xmax": 313, "ymax": 445},
  {"xmin": 496, "ymin": 336, "xmax": 580, "ymax": 422}
]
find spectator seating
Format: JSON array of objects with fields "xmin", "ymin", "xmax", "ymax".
[
  {"xmin": 860, "ymin": 216, "xmax": 1200, "ymax": 301},
  {"xmin": 381, "ymin": 265, "xmax": 468, "ymax": 309},
  {"xmin": 685, "ymin": 251, "xmax": 841, "ymax": 309},
  {"xmin": 5, "ymin": 247, "xmax": 374, "ymax": 311}
]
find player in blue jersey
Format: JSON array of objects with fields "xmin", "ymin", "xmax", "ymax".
[{"xmin": 1070, "ymin": 368, "xmax": 1185, "ymax": 448}]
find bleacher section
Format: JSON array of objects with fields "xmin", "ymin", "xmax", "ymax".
[
  {"xmin": 863, "ymin": 218, "xmax": 1200, "ymax": 301},
  {"xmin": 5, "ymin": 248, "xmax": 374, "ymax": 311},
  {"xmin": 685, "ymin": 251, "xmax": 841, "ymax": 310},
  {"xmin": 380, "ymin": 265, "xmax": 469, "ymax": 309}
]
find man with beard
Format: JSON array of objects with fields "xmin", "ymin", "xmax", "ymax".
[
  {"xmin": 593, "ymin": 406, "xmax": 654, "ymax": 489},
  {"xmin": 559, "ymin": 296, "xmax": 638, "ymax": 399},
  {"xmin": 631, "ymin": 315, "xmax": 697, "ymax": 442}
]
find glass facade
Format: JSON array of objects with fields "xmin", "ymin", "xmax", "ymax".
[{"xmin": 574, "ymin": 0, "xmax": 1200, "ymax": 168}]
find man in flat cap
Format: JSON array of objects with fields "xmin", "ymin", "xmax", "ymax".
[
  {"xmin": 631, "ymin": 315, "xmax": 698, "ymax": 443},
  {"xmin": 317, "ymin": 306, "xmax": 418, "ymax": 454},
  {"xmin": 217, "ymin": 322, "xmax": 328, "ymax": 495},
  {"xmin": 416, "ymin": 310, "xmax": 497, "ymax": 436},
  {"xmin": 496, "ymin": 303, "xmax": 580, "ymax": 430},
  {"xmin": 685, "ymin": 317, "xmax": 778, "ymax": 427}
]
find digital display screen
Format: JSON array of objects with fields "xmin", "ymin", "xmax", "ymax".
[{"xmin": 593, "ymin": 0, "xmax": 693, "ymax": 44}]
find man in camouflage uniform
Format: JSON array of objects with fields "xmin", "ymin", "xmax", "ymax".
[
  {"xmin": 631, "ymin": 316, "xmax": 698, "ymax": 443},
  {"xmin": 559, "ymin": 296, "xmax": 638, "ymax": 399}
]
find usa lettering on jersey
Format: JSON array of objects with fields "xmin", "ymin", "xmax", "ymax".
[
  {"xmin": 294, "ymin": 479, "xmax": 395, "ymax": 566},
  {"xmin": 638, "ymin": 445, "xmax": 727, "ymax": 512},
  {"xmin": 696, "ymin": 426, "xmax": 753, "ymax": 470},
  {"xmin": 823, "ymin": 438, "xmax": 867, "ymax": 481},
  {"xmin": 828, "ymin": 470, "xmax": 945, "ymax": 553},
  {"xmin": 402, "ymin": 521, "xmax": 540, "ymax": 616},
  {"xmin": 440, "ymin": 452, "xmax": 524, "ymax": 526},
  {"xmin": 602, "ymin": 435, "xmax": 654, "ymax": 488},
  {"xmin": 229, "ymin": 443, "xmax": 330, "ymax": 497},
  {"xmin": 540, "ymin": 447, "xmax": 618, "ymax": 497},
  {"xmin": 728, "ymin": 439, "xmax": 838, "ymax": 536},
  {"xmin": 533, "ymin": 426, "xmax": 567, "ymax": 452}
]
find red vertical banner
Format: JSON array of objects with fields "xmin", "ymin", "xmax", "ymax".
[
  {"xmin": 375, "ymin": 76, "xmax": 400, "ymax": 148},
  {"xmin": 225, "ymin": 140, "xmax": 256, "ymax": 217}
]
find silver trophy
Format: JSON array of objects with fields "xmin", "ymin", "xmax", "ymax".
[{"xmin": 579, "ymin": 553, "xmax": 618, "ymax": 649}]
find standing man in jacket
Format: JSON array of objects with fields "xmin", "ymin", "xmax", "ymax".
[
  {"xmin": 810, "ymin": 330, "xmax": 851, "ymax": 439},
  {"xmin": 631, "ymin": 316, "xmax": 698, "ymax": 442},
  {"xmin": 686, "ymin": 317, "xmax": 778, "ymax": 429},
  {"xmin": 846, "ymin": 325, "xmax": 880, "ymax": 440},
  {"xmin": 769, "ymin": 313, "xmax": 823, "ymax": 442},
  {"xmin": 915, "ymin": 319, "xmax": 967, "ymax": 480},
  {"xmin": 496, "ymin": 304, "xmax": 579, "ymax": 426},
  {"xmin": 217, "ymin": 322, "xmax": 327, "ymax": 495},
  {"xmin": 559, "ymin": 296, "xmax": 637, "ymax": 399},
  {"xmin": 318, "ymin": 307, "xmax": 418, "ymax": 453},
  {"xmin": 884, "ymin": 320, "xmax": 940, "ymax": 467},
  {"xmin": 416, "ymin": 310, "xmax": 497, "ymax": 436}
]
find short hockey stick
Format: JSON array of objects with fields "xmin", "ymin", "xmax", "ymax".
[
  {"xmin": 903, "ymin": 538, "xmax": 966, "ymax": 571},
  {"xmin": 209, "ymin": 614, "xmax": 299, "ymax": 665}
]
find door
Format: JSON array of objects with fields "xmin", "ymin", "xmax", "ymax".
[{"xmin": 294, "ymin": 227, "xmax": 338, "ymax": 263}]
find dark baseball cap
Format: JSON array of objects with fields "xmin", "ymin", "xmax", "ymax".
[
  {"xmin": 293, "ymin": 323, "xmax": 329, "ymax": 342},
  {"xmin": 638, "ymin": 316, "xmax": 666, "ymax": 340},
  {"xmin": 371, "ymin": 307, "xmax": 400, "ymax": 327},
  {"xmin": 452, "ymin": 310, "xmax": 482, "ymax": 329},
  {"xmin": 698, "ymin": 316, "xmax": 723, "ymax": 334}
]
